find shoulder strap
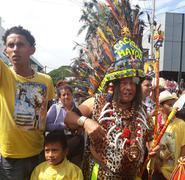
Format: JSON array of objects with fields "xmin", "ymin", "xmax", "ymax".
[{"xmin": 54, "ymin": 103, "xmax": 62, "ymax": 124}]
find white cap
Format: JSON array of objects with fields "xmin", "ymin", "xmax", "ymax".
[{"xmin": 159, "ymin": 90, "xmax": 178, "ymax": 104}]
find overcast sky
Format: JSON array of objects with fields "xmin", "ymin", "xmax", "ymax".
[{"xmin": 0, "ymin": 0, "xmax": 185, "ymax": 72}]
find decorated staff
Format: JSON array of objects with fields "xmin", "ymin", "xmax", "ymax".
[
  {"xmin": 147, "ymin": 27, "xmax": 164, "ymax": 180},
  {"xmin": 153, "ymin": 27, "xmax": 164, "ymax": 140}
]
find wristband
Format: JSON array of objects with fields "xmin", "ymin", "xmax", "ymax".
[{"xmin": 77, "ymin": 116, "xmax": 88, "ymax": 126}]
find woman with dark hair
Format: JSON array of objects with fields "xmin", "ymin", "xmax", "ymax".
[
  {"xmin": 47, "ymin": 85, "xmax": 82, "ymax": 130},
  {"xmin": 46, "ymin": 85, "xmax": 76, "ymax": 131}
]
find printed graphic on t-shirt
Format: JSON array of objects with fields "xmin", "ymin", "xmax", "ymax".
[
  {"xmin": 159, "ymin": 131, "xmax": 175, "ymax": 166},
  {"xmin": 14, "ymin": 82, "xmax": 47, "ymax": 130}
]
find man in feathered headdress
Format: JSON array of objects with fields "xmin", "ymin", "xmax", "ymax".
[{"xmin": 65, "ymin": 0, "xmax": 159, "ymax": 179}]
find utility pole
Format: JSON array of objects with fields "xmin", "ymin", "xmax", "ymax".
[
  {"xmin": 177, "ymin": 13, "xmax": 184, "ymax": 84},
  {"xmin": 150, "ymin": 0, "xmax": 155, "ymax": 60},
  {"xmin": 139, "ymin": 0, "xmax": 156, "ymax": 59}
]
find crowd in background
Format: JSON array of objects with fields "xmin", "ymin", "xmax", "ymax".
[
  {"xmin": 1, "ymin": 0, "xmax": 185, "ymax": 178},
  {"xmin": 44, "ymin": 75, "xmax": 185, "ymax": 180}
]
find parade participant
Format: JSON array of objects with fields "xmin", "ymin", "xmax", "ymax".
[
  {"xmin": 141, "ymin": 76, "xmax": 153, "ymax": 100},
  {"xmin": 0, "ymin": 26, "xmax": 55, "ymax": 180},
  {"xmin": 141, "ymin": 75, "xmax": 155, "ymax": 116},
  {"xmin": 65, "ymin": 0, "xmax": 159, "ymax": 179},
  {"xmin": 153, "ymin": 90, "xmax": 185, "ymax": 180},
  {"xmin": 30, "ymin": 131, "xmax": 83, "ymax": 180},
  {"xmin": 46, "ymin": 84, "xmax": 84, "ymax": 167}
]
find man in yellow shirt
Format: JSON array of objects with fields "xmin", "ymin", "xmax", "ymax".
[
  {"xmin": 0, "ymin": 26, "xmax": 55, "ymax": 179},
  {"xmin": 30, "ymin": 131, "xmax": 83, "ymax": 180}
]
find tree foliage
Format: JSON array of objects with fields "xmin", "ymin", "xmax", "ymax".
[{"xmin": 48, "ymin": 66, "xmax": 74, "ymax": 85}]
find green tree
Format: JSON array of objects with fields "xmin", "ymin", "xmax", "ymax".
[{"xmin": 48, "ymin": 66, "xmax": 74, "ymax": 85}]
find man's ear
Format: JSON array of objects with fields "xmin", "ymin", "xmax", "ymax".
[
  {"xmin": 30, "ymin": 47, "xmax": 35, "ymax": 55},
  {"xmin": 3, "ymin": 48, "xmax": 9, "ymax": 58}
]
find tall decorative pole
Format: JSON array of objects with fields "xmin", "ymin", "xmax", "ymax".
[
  {"xmin": 147, "ymin": 27, "xmax": 164, "ymax": 180},
  {"xmin": 150, "ymin": 0, "xmax": 156, "ymax": 60},
  {"xmin": 153, "ymin": 28, "xmax": 164, "ymax": 140},
  {"xmin": 139, "ymin": 27, "xmax": 164, "ymax": 179}
]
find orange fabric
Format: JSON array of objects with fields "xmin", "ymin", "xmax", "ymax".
[{"xmin": 171, "ymin": 157, "xmax": 185, "ymax": 180}]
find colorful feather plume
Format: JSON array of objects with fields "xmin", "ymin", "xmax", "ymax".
[{"xmin": 72, "ymin": 0, "xmax": 146, "ymax": 95}]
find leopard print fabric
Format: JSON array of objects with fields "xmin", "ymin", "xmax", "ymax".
[{"xmin": 83, "ymin": 93, "xmax": 153, "ymax": 179}]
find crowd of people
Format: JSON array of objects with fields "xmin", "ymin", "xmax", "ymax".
[{"xmin": 0, "ymin": 0, "xmax": 185, "ymax": 179}]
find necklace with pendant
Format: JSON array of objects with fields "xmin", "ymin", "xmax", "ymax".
[{"xmin": 106, "ymin": 102, "xmax": 143, "ymax": 162}]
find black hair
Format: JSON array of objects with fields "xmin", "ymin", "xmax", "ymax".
[
  {"xmin": 44, "ymin": 131, "xmax": 68, "ymax": 150},
  {"xmin": 2, "ymin": 26, "xmax": 36, "ymax": 47},
  {"xmin": 56, "ymin": 85, "xmax": 73, "ymax": 99},
  {"xmin": 113, "ymin": 78, "xmax": 142, "ymax": 111},
  {"xmin": 140, "ymin": 75, "xmax": 153, "ymax": 83}
]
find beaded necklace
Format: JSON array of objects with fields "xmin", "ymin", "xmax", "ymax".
[
  {"xmin": 112, "ymin": 102, "xmax": 140, "ymax": 141},
  {"xmin": 98, "ymin": 100, "xmax": 149, "ymax": 162},
  {"xmin": 90, "ymin": 93, "xmax": 152, "ymax": 175}
]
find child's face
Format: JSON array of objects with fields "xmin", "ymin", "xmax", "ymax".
[{"xmin": 45, "ymin": 143, "xmax": 67, "ymax": 165}]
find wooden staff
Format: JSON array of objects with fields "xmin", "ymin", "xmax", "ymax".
[
  {"xmin": 153, "ymin": 28, "xmax": 164, "ymax": 141},
  {"xmin": 148, "ymin": 29, "xmax": 163, "ymax": 180},
  {"xmin": 153, "ymin": 46, "xmax": 160, "ymax": 141}
]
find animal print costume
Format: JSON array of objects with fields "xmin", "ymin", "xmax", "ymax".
[{"xmin": 82, "ymin": 93, "xmax": 153, "ymax": 179}]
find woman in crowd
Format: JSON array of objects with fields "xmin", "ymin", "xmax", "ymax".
[{"xmin": 46, "ymin": 85, "xmax": 77, "ymax": 131}]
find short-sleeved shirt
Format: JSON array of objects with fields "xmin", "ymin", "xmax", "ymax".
[
  {"xmin": 30, "ymin": 158, "xmax": 83, "ymax": 180},
  {"xmin": 0, "ymin": 60, "xmax": 55, "ymax": 158}
]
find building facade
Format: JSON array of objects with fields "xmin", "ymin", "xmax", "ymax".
[{"xmin": 157, "ymin": 12, "xmax": 185, "ymax": 81}]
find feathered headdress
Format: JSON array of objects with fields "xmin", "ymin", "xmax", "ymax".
[{"xmin": 74, "ymin": 0, "xmax": 146, "ymax": 95}]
